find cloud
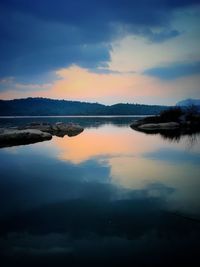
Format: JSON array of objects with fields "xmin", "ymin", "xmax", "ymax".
[
  {"xmin": 109, "ymin": 6, "xmax": 200, "ymax": 74},
  {"xmin": 144, "ymin": 148, "xmax": 200, "ymax": 165},
  {"xmin": 145, "ymin": 29, "xmax": 181, "ymax": 43},
  {"xmin": 0, "ymin": 0, "xmax": 199, "ymax": 79},
  {"xmin": 1, "ymin": 0, "xmax": 199, "ymax": 26},
  {"xmin": 0, "ymin": 77, "xmax": 52, "ymax": 93},
  {"xmin": 1, "ymin": 65, "xmax": 200, "ymax": 105},
  {"xmin": 143, "ymin": 61, "xmax": 200, "ymax": 80}
]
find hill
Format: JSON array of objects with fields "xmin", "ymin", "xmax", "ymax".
[
  {"xmin": 176, "ymin": 98, "xmax": 200, "ymax": 107},
  {"xmin": 0, "ymin": 98, "xmax": 169, "ymax": 116}
]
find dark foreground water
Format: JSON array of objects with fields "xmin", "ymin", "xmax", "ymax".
[{"xmin": 0, "ymin": 117, "xmax": 200, "ymax": 267}]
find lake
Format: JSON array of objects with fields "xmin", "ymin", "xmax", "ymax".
[{"xmin": 0, "ymin": 116, "xmax": 200, "ymax": 266}]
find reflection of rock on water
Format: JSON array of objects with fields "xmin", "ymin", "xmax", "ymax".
[{"xmin": 131, "ymin": 125, "xmax": 200, "ymax": 146}]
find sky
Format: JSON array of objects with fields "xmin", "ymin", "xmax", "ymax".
[{"xmin": 0, "ymin": 0, "xmax": 200, "ymax": 105}]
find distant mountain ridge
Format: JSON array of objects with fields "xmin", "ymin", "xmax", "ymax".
[
  {"xmin": 176, "ymin": 98, "xmax": 200, "ymax": 107},
  {"xmin": 0, "ymin": 98, "xmax": 169, "ymax": 116}
]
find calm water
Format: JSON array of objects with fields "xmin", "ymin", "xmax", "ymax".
[{"xmin": 0, "ymin": 117, "xmax": 200, "ymax": 266}]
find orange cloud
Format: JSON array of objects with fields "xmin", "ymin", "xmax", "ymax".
[
  {"xmin": 42, "ymin": 66, "xmax": 149, "ymax": 102},
  {"xmin": 0, "ymin": 66, "xmax": 167, "ymax": 102},
  {"xmin": 1, "ymin": 65, "xmax": 199, "ymax": 104}
]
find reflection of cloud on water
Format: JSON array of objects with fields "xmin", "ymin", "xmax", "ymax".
[
  {"xmin": 110, "ymin": 154, "xmax": 200, "ymax": 214},
  {"xmin": 0, "ymin": 125, "xmax": 200, "ymax": 222},
  {"xmin": 51, "ymin": 126, "xmax": 175, "ymax": 164},
  {"xmin": 144, "ymin": 148, "xmax": 200, "ymax": 165},
  {"xmin": 0, "ymin": 124, "xmax": 200, "ymax": 266}
]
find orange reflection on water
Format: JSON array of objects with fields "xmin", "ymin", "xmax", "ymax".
[
  {"xmin": 52, "ymin": 125, "xmax": 169, "ymax": 164},
  {"xmin": 50, "ymin": 124, "xmax": 200, "ymax": 214}
]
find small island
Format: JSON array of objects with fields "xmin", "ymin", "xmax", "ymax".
[
  {"xmin": 130, "ymin": 106, "xmax": 200, "ymax": 137},
  {"xmin": 0, "ymin": 122, "xmax": 84, "ymax": 148}
]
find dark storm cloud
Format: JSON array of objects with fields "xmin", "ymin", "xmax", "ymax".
[
  {"xmin": 1, "ymin": 0, "xmax": 199, "ymax": 26},
  {"xmin": 0, "ymin": 0, "xmax": 199, "ymax": 79},
  {"xmin": 143, "ymin": 61, "xmax": 200, "ymax": 80}
]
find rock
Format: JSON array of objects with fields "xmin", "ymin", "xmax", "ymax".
[
  {"xmin": 29, "ymin": 122, "xmax": 41, "ymax": 126},
  {"xmin": 29, "ymin": 122, "xmax": 50, "ymax": 126},
  {"xmin": 62, "ymin": 124, "xmax": 84, "ymax": 137},
  {"xmin": 0, "ymin": 122, "xmax": 84, "ymax": 148},
  {"xmin": 138, "ymin": 122, "xmax": 180, "ymax": 131},
  {"xmin": 130, "ymin": 120, "xmax": 142, "ymax": 127},
  {"xmin": 23, "ymin": 122, "xmax": 84, "ymax": 137},
  {"xmin": 50, "ymin": 123, "xmax": 84, "ymax": 137},
  {"xmin": 55, "ymin": 122, "xmax": 64, "ymax": 126},
  {"xmin": 23, "ymin": 123, "xmax": 52, "ymax": 132},
  {"xmin": 130, "ymin": 116, "xmax": 160, "ymax": 129},
  {"xmin": 130, "ymin": 112, "xmax": 200, "ymax": 138},
  {"xmin": 0, "ymin": 129, "xmax": 52, "ymax": 148}
]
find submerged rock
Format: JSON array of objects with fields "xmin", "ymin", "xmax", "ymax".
[{"xmin": 0, "ymin": 129, "xmax": 52, "ymax": 148}]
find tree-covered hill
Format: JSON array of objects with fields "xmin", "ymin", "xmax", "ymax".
[{"xmin": 0, "ymin": 98, "xmax": 169, "ymax": 116}]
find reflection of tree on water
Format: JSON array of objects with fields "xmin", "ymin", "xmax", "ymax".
[
  {"xmin": 159, "ymin": 130, "xmax": 200, "ymax": 147},
  {"xmin": 134, "ymin": 127, "xmax": 200, "ymax": 146},
  {"xmin": 161, "ymin": 133, "xmax": 200, "ymax": 150},
  {"xmin": 185, "ymin": 134, "xmax": 199, "ymax": 150},
  {"xmin": 159, "ymin": 132, "xmax": 200, "ymax": 148}
]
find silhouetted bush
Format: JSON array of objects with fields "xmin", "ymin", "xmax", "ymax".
[
  {"xmin": 159, "ymin": 107, "xmax": 183, "ymax": 122},
  {"xmin": 185, "ymin": 105, "xmax": 199, "ymax": 121},
  {"xmin": 138, "ymin": 116, "xmax": 161, "ymax": 124}
]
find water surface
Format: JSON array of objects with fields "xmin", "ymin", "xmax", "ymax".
[{"xmin": 0, "ymin": 117, "xmax": 200, "ymax": 266}]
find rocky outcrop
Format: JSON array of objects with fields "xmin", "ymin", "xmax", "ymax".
[
  {"xmin": 0, "ymin": 129, "xmax": 52, "ymax": 148},
  {"xmin": 23, "ymin": 122, "xmax": 84, "ymax": 137},
  {"xmin": 130, "ymin": 111, "xmax": 200, "ymax": 138},
  {"xmin": 0, "ymin": 122, "xmax": 84, "ymax": 148}
]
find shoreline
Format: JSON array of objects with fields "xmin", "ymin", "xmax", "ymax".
[{"xmin": 0, "ymin": 115, "xmax": 153, "ymax": 118}]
